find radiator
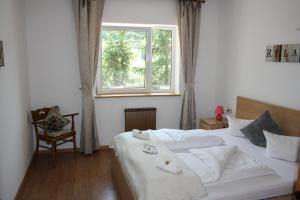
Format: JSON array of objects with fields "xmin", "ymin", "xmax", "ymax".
[{"xmin": 124, "ymin": 107, "xmax": 157, "ymax": 132}]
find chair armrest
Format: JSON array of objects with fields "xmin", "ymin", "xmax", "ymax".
[
  {"xmin": 32, "ymin": 120, "xmax": 49, "ymax": 139},
  {"xmin": 63, "ymin": 113, "xmax": 79, "ymax": 131},
  {"xmin": 63, "ymin": 113, "xmax": 79, "ymax": 117}
]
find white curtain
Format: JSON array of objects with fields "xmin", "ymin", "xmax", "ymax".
[
  {"xmin": 178, "ymin": 0, "xmax": 202, "ymax": 130},
  {"xmin": 73, "ymin": 0, "xmax": 105, "ymax": 154}
]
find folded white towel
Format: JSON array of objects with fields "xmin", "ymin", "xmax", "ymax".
[
  {"xmin": 132, "ymin": 129, "xmax": 151, "ymax": 140},
  {"xmin": 156, "ymin": 157, "xmax": 182, "ymax": 174}
]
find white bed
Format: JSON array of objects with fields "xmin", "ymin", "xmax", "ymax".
[
  {"xmin": 111, "ymin": 96, "xmax": 300, "ymax": 200},
  {"xmin": 112, "ymin": 128, "xmax": 298, "ymax": 200}
]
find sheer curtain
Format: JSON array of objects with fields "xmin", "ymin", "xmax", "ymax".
[
  {"xmin": 177, "ymin": 0, "xmax": 202, "ymax": 130},
  {"xmin": 73, "ymin": 0, "xmax": 105, "ymax": 154}
]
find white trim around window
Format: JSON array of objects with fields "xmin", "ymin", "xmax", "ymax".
[{"xmin": 96, "ymin": 23, "xmax": 178, "ymax": 95}]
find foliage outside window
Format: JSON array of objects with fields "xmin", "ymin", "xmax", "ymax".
[{"xmin": 97, "ymin": 24, "xmax": 176, "ymax": 94}]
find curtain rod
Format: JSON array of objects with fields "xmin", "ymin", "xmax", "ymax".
[{"xmin": 181, "ymin": 0, "xmax": 206, "ymax": 3}]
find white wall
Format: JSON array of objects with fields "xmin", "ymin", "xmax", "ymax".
[
  {"xmin": 25, "ymin": 0, "xmax": 183, "ymax": 146},
  {"xmin": 103, "ymin": 0, "xmax": 178, "ymax": 25},
  {"xmin": 25, "ymin": 0, "xmax": 82, "ymax": 148},
  {"xmin": 0, "ymin": 0, "xmax": 33, "ymax": 199},
  {"xmin": 24, "ymin": 0, "xmax": 225, "ymax": 146},
  {"xmin": 216, "ymin": 0, "xmax": 300, "ymax": 113},
  {"xmin": 96, "ymin": 97, "xmax": 182, "ymax": 144},
  {"xmin": 195, "ymin": 0, "xmax": 220, "ymax": 120}
]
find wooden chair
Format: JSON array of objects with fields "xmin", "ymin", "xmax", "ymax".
[{"xmin": 31, "ymin": 106, "xmax": 79, "ymax": 160}]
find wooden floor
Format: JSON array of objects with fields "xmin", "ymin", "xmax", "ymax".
[
  {"xmin": 16, "ymin": 149, "xmax": 296, "ymax": 200},
  {"xmin": 16, "ymin": 150, "xmax": 118, "ymax": 200}
]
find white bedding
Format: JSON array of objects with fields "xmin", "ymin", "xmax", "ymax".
[
  {"xmin": 119, "ymin": 140, "xmax": 207, "ymax": 200},
  {"xmin": 183, "ymin": 145, "xmax": 239, "ymax": 183},
  {"xmin": 112, "ymin": 128, "xmax": 299, "ymax": 200},
  {"xmin": 176, "ymin": 150, "xmax": 276, "ymax": 184},
  {"xmin": 199, "ymin": 128, "xmax": 298, "ymax": 182},
  {"xmin": 195, "ymin": 128, "xmax": 298, "ymax": 200},
  {"xmin": 112, "ymin": 129, "xmax": 225, "ymax": 153}
]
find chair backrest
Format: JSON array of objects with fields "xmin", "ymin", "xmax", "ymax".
[{"xmin": 31, "ymin": 106, "xmax": 59, "ymax": 123}]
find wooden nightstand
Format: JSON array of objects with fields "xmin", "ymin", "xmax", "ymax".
[{"xmin": 199, "ymin": 118, "xmax": 228, "ymax": 130}]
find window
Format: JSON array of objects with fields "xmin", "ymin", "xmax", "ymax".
[{"xmin": 97, "ymin": 24, "xmax": 177, "ymax": 94}]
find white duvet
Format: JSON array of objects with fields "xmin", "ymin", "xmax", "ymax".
[
  {"xmin": 112, "ymin": 129, "xmax": 225, "ymax": 153},
  {"xmin": 111, "ymin": 129, "xmax": 284, "ymax": 200},
  {"xmin": 116, "ymin": 140, "xmax": 207, "ymax": 200},
  {"xmin": 188, "ymin": 145, "xmax": 238, "ymax": 183},
  {"xmin": 176, "ymin": 146, "xmax": 275, "ymax": 184}
]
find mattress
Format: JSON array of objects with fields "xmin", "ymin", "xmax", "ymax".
[{"xmin": 113, "ymin": 128, "xmax": 298, "ymax": 200}]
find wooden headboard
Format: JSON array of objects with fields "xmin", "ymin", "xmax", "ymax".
[{"xmin": 236, "ymin": 96, "xmax": 300, "ymax": 136}]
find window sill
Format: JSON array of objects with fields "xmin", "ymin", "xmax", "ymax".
[{"xmin": 95, "ymin": 93, "xmax": 180, "ymax": 98}]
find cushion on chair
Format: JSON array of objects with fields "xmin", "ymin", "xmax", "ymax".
[
  {"xmin": 38, "ymin": 108, "xmax": 70, "ymax": 132},
  {"xmin": 47, "ymin": 129, "xmax": 72, "ymax": 137},
  {"xmin": 50, "ymin": 105, "xmax": 59, "ymax": 112}
]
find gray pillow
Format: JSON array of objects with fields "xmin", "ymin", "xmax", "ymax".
[{"xmin": 240, "ymin": 111, "xmax": 285, "ymax": 147}]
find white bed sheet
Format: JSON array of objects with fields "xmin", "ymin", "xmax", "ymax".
[
  {"xmin": 113, "ymin": 128, "xmax": 298, "ymax": 200},
  {"xmin": 192, "ymin": 128, "xmax": 298, "ymax": 200}
]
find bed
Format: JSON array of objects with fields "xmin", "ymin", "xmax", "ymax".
[{"xmin": 111, "ymin": 96, "xmax": 300, "ymax": 200}]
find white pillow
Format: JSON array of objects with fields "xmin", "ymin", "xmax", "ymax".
[
  {"xmin": 263, "ymin": 130, "xmax": 300, "ymax": 162},
  {"xmin": 227, "ymin": 116, "xmax": 253, "ymax": 137}
]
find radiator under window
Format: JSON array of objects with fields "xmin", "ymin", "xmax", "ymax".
[{"xmin": 124, "ymin": 107, "xmax": 157, "ymax": 132}]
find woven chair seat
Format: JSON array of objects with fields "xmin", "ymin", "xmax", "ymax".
[{"xmin": 47, "ymin": 129, "xmax": 72, "ymax": 137}]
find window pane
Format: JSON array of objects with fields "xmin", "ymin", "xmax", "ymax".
[
  {"xmin": 152, "ymin": 30, "xmax": 172, "ymax": 90},
  {"xmin": 101, "ymin": 30, "xmax": 146, "ymax": 89}
]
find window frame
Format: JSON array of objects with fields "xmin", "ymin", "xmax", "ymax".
[{"xmin": 97, "ymin": 24, "xmax": 177, "ymax": 95}]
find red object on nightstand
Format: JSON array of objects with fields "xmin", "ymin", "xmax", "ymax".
[{"xmin": 215, "ymin": 106, "xmax": 224, "ymax": 121}]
